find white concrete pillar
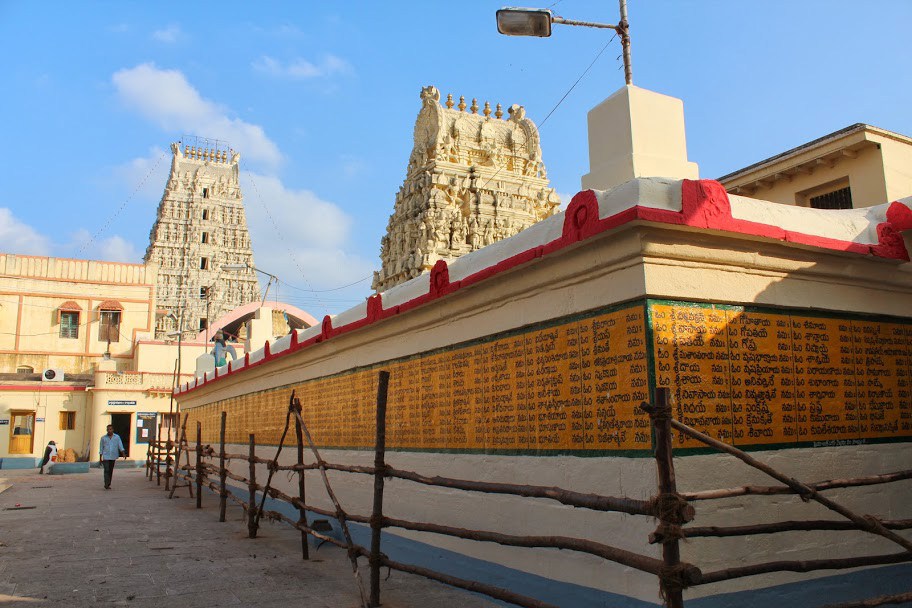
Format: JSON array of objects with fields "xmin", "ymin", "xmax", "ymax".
[{"xmin": 581, "ymin": 85, "xmax": 699, "ymax": 191}]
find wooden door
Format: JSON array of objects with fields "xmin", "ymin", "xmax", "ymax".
[{"xmin": 9, "ymin": 411, "xmax": 35, "ymax": 454}]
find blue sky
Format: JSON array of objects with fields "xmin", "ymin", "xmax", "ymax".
[{"xmin": 1, "ymin": 1, "xmax": 910, "ymax": 318}]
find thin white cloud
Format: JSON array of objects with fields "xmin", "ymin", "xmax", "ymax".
[
  {"xmin": 112, "ymin": 63, "xmax": 282, "ymax": 168},
  {"xmin": 109, "ymin": 65, "xmax": 371, "ymax": 315},
  {"xmin": 340, "ymin": 155, "xmax": 368, "ymax": 178},
  {"xmin": 241, "ymin": 173, "xmax": 351, "ymax": 250},
  {"xmin": 97, "ymin": 235, "xmax": 143, "ymax": 263},
  {"xmin": 557, "ymin": 192, "xmax": 576, "ymax": 211},
  {"xmin": 252, "ymin": 54, "xmax": 352, "ymax": 80},
  {"xmin": 67, "ymin": 229, "xmax": 142, "ymax": 263},
  {"xmin": 152, "ymin": 24, "xmax": 182, "ymax": 44},
  {"xmin": 239, "ymin": 172, "xmax": 376, "ymax": 313},
  {"xmin": 112, "ymin": 146, "xmax": 170, "ymax": 203},
  {"xmin": 0, "ymin": 208, "xmax": 52, "ymax": 256},
  {"xmin": 0, "ymin": 210, "xmax": 141, "ymax": 263}
]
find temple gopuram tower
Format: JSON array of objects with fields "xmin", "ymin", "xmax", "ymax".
[
  {"xmin": 372, "ymin": 86, "xmax": 560, "ymax": 292},
  {"xmin": 145, "ymin": 140, "xmax": 261, "ymax": 339}
]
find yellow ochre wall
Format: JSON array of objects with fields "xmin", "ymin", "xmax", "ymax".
[{"xmin": 177, "ymin": 212, "xmax": 912, "ymax": 604}]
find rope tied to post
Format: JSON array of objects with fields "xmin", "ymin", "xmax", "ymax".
[
  {"xmin": 659, "ymin": 563, "xmax": 700, "ymax": 597},
  {"xmin": 649, "ymin": 492, "xmax": 695, "ymax": 524},
  {"xmin": 649, "ymin": 521, "xmax": 686, "ymax": 544}
]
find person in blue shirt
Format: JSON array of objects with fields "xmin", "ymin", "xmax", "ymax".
[
  {"xmin": 99, "ymin": 424, "xmax": 126, "ymax": 489},
  {"xmin": 211, "ymin": 330, "xmax": 237, "ymax": 367}
]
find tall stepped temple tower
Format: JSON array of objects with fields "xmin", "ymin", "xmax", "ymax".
[
  {"xmin": 372, "ymin": 86, "xmax": 560, "ymax": 292},
  {"xmin": 145, "ymin": 141, "xmax": 261, "ymax": 339}
]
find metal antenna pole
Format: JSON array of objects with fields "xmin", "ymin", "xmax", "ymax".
[{"xmin": 618, "ymin": 0, "xmax": 632, "ymax": 85}]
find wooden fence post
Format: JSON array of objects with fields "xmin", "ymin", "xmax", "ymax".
[
  {"xmin": 646, "ymin": 387, "xmax": 686, "ymax": 608},
  {"xmin": 219, "ymin": 411, "xmax": 227, "ymax": 522},
  {"xmin": 248, "ymin": 433, "xmax": 258, "ymax": 538},
  {"xmin": 195, "ymin": 421, "xmax": 203, "ymax": 509},
  {"xmin": 293, "ymin": 400, "xmax": 309, "ymax": 560},
  {"xmin": 155, "ymin": 418, "xmax": 163, "ymax": 486},
  {"xmin": 369, "ymin": 370, "xmax": 391, "ymax": 608},
  {"xmin": 165, "ymin": 432, "xmax": 174, "ymax": 492}
]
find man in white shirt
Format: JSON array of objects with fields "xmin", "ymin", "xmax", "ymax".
[{"xmin": 99, "ymin": 425, "xmax": 126, "ymax": 489}]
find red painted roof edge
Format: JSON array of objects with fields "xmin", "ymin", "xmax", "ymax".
[{"xmin": 176, "ymin": 180, "xmax": 911, "ymax": 396}]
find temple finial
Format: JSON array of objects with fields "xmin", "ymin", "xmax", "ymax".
[
  {"xmin": 495, "ymin": 103, "xmax": 503, "ymax": 119},
  {"xmin": 445, "ymin": 93, "xmax": 454, "ymax": 109},
  {"xmin": 483, "ymin": 101, "xmax": 491, "ymax": 117},
  {"xmin": 458, "ymin": 96, "xmax": 466, "ymax": 112},
  {"xmin": 470, "ymin": 98, "xmax": 479, "ymax": 114}
]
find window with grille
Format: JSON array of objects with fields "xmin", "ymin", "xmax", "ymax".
[
  {"xmin": 60, "ymin": 311, "xmax": 79, "ymax": 339},
  {"xmin": 59, "ymin": 411, "xmax": 77, "ymax": 430},
  {"xmin": 16, "ymin": 365, "xmax": 33, "ymax": 374},
  {"xmin": 98, "ymin": 311, "xmax": 121, "ymax": 342},
  {"xmin": 810, "ymin": 186, "xmax": 853, "ymax": 209}
]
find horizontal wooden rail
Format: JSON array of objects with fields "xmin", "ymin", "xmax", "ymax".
[
  {"xmin": 259, "ymin": 507, "xmax": 353, "ymax": 550},
  {"xmin": 682, "ymin": 469, "xmax": 912, "ymax": 501},
  {"xmin": 191, "ymin": 449, "xmax": 653, "ymax": 517},
  {"xmin": 821, "ymin": 591, "xmax": 912, "ymax": 608},
  {"xmin": 381, "ymin": 516, "xmax": 697, "ymax": 581},
  {"xmin": 184, "ymin": 460, "xmax": 678, "ymax": 580},
  {"xmin": 374, "ymin": 553, "xmax": 559, "ymax": 608},
  {"xmin": 698, "ymin": 551, "xmax": 912, "ymax": 585},
  {"xmin": 676, "ymin": 518, "xmax": 912, "ymax": 540},
  {"xmin": 668, "ymin": 418, "xmax": 912, "ymax": 554},
  {"xmin": 384, "ymin": 466, "xmax": 656, "ymax": 517},
  {"xmin": 255, "ymin": 500, "xmax": 559, "ymax": 608}
]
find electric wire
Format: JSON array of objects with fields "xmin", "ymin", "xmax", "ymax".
[
  {"xmin": 75, "ymin": 151, "xmax": 167, "ymax": 257},
  {"xmin": 478, "ymin": 32, "xmax": 618, "ymax": 195},
  {"xmin": 242, "ymin": 170, "xmax": 332, "ymax": 314}
]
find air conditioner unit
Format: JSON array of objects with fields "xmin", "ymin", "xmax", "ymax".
[{"xmin": 42, "ymin": 368, "xmax": 65, "ymax": 382}]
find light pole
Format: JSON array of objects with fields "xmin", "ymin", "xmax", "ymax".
[
  {"xmin": 201, "ymin": 283, "xmax": 216, "ymax": 344},
  {"xmin": 496, "ymin": 1, "xmax": 632, "ymax": 85},
  {"xmin": 222, "ymin": 263, "xmax": 279, "ymax": 306}
]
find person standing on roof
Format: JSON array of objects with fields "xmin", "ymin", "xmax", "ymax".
[{"xmin": 211, "ymin": 330, "xmax": 238, "ymax": 367}]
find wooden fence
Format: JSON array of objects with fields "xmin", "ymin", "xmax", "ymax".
[{"xmin": 147, "ymin": 376, "xmax": 912, "ymax": 608}]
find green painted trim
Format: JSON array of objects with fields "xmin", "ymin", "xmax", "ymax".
[
  {"xmin": 643, "ymin": 299, "xmax": 659, "ymax": 452},
  {"xmin": 647, "ymin": 298, "xmax": 912, "ymax": 327},
  {"xmin": 190, "ymin": 297, "xmax": 912, "ymax": 458}
]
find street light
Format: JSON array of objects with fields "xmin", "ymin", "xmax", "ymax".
[
  {"xmin": 496, "ymin": 2, "xmax": 632, "ymax": 85},
  {"xmin": 222, "ymin": 263, "xmax": 278, "ymax": 306}
]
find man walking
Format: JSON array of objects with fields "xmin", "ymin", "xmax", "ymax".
[{"xmin": 99, "ymin": 424, "xmax": 126, "ymax": 489}]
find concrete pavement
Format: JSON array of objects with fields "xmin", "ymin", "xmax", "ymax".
[{"xmin": 0, "ymin": 468, "xmax": 502, "ymax": 607}]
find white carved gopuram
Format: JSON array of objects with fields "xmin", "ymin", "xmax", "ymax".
[
  {"xmin": 145, "ymin": 142, "xmax": 261, "ymax": 339},
  {"xmin": 372, "ymin": 86, "xmax": 560, "ymax": 292}
]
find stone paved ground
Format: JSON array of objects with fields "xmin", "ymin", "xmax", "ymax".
[{"xmin": 0, "ymin": 468, "xmax": 502, "ymax": 607}]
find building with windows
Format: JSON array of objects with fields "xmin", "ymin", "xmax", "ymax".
[
  {"xmin": 144, "ymin": 141, "xmax": 261, "ymax": 339},
  {"xmin": 0, "ymin": 251, "xmax": 316, "ymax": 468},
  {"xmin": 0, "ymin": 253, "xmax": 197, "ymax": 467},
  {"xmin": 718, "ymin": 123, "xmax": 912, "ymax": 209}
]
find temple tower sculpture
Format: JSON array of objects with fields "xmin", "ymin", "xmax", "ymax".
[
  {"xmin": 372, "ymin": 86, "xmax": 560, "ymax": 292},
  {"xmin": 145, "ymin": 141, "xmax": 261, "ymax": 339}
]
